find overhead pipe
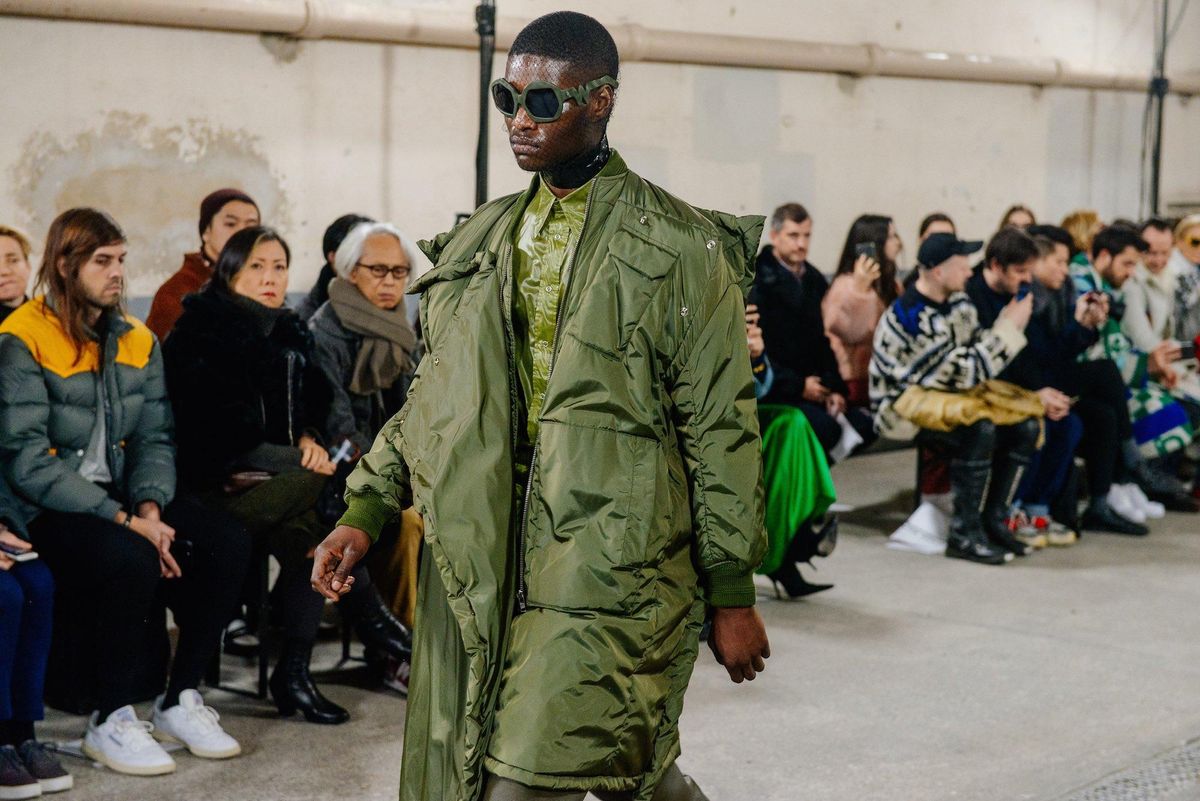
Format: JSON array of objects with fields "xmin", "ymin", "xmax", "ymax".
[{"xmin": 3, "ymin": 0, "xmax": 1199, "ymax": 95}]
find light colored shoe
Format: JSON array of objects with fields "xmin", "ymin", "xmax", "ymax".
[
  {"xmin": 1125, "ymin": 483, "xmax": 1166, "ymax": 519},
  {"xmin": 1108, "ymin": 485, "xmax": 1147, "ymax": 524},
  {"xmin": 152, "ymin": 690, "xmax": 241, "ymax": 760},
  {"xmin": 1008, "ymin": 511, "xmax": 1048, "ymax": 550},
  {"xmin": 1044, "ymin": 519, "xmax": 1079, "ymax": 547},
  {"xmin": 82, "ymin": 706, "xmax": 176, "ymax": 776}
]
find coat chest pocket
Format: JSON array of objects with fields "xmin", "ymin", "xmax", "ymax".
[{"xmin": 567, "ymin": 227, "xmax": 678, "ymax": 358}]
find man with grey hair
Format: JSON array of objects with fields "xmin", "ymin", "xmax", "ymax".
[{"xmin": 309, "ymin": 221, "xmax": 423, "ymax": 457}]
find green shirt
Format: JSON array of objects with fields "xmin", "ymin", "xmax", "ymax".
[{"xmin": 512, "ymin": 177, "xmax": 592, "ymax": 447}]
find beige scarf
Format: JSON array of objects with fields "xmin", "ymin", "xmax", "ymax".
[{"xmin": 327, "ymin": 278, "xmax": 417, "ymax": 394}]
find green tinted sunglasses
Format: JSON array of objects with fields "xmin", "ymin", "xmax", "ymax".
[{"xmin": 490, "ymin": 76, "xmax": 618, "ymax": 123}]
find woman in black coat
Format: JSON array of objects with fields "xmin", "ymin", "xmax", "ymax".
[{"xmin": 162, "ymin": 227, "xmax": 411, "ymax": 725}]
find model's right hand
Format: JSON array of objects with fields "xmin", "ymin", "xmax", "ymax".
[
  {"xmin": 998, "ymin": 291, "xmax": 1034, "ymax": 331},
  {"xmin": 311, "ymin": 525, "xmax": 370, "ymax": 601}
]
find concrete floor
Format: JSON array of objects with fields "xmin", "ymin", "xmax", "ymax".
[{"xmin": 41, "ymin": 449, "xmax": 1200, "ymax": 801}]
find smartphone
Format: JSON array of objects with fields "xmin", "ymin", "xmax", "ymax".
[
  {"xmin": 1016, "ymin": 283, "xmax": 1032, "ymax": 301},
  {"xmin": 854, "ymin": 242, "xmax": 877, "ymax": 260},
  {"xmin": 0, "ymin": 541, "xmax": 38, "ymax": 562}
]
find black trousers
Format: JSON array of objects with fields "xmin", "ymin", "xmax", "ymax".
[
  {"xmin": 29, "ymin": 496, "xmax": 251, "ymax": 718},
  {"xmin": 1072, "ymin": 359, "xmax": 1130, "ymax": 497}
]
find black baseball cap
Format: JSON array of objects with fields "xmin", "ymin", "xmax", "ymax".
[{"xmin": 918, "ymin": 233, "xmax": 983, "ymax": 269}]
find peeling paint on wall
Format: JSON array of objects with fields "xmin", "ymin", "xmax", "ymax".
[{"xmin": 10, "ymin": 112, "xmax": 288, "ymax": 296}]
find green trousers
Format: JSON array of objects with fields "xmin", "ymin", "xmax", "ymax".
[{"xmin": 481, "ymin": 765, "xmax": 709, "ymax": 801}]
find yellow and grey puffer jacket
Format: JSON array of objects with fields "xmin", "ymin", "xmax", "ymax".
[
  {"xmin": 338, "ymin": 151, "xmax": 767, "ymax": 801},
  {"xmin": 0, "ymin": 297, "xmax": 175, "ymax": 523}
]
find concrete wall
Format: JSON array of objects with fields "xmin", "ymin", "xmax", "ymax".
[{"xmin": 1, "ymin": 0, "xmax": 1198, "ymax": 296}]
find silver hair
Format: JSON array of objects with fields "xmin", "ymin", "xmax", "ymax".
[{"xmin": 333, "ymin": 221, "xmax": 425, "ymax": 280}]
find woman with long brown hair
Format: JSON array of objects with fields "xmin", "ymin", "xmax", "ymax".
[{"xmin": 823, "ymin": 214, "xmax": 903, "ymax": 408}]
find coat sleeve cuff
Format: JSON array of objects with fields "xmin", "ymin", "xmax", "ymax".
[
  {"xmin": 96, "ymin": 497, "xmax": 123, "ymax": 524},
  {"xmin": 990, "ymin": 318, "xmax": 1028, "ymax": 354},
  {"xmin": 338, "ymin": 494, "xmax": 395, "ymax": 544},
  {"xmin": 705, "ymin": 562, "xmax": 758, "ymax": 608}
]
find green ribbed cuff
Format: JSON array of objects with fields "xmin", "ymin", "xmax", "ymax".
[
  {"xmin": 705, "ymin": 562, "xmax": 757, "ymax": 607},
  {"xmin": 337, "ymin": 494, "xmax": 395, "ymax": 544}
]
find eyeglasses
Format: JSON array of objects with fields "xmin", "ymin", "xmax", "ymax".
[
  {"xmin": 490, "ymin": 76, "xmax": 618, "ymax": 123},
  {"xmin": 356, "ymin": 263, "xmax": 410, "ymax": 281}
]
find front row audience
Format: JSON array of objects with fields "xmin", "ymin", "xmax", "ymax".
[{"xmin": 0, "ymin": 196, "xmax": 1199, "ymax": 795}]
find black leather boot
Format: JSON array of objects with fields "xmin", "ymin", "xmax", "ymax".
[
  {"xmin": 269, "ymin": 639, "xmax": 350, "ymax": 725},
  {"xmin": 982, "ymin": 449, "xmax": 1035, "ymax": 557},
  {"xmin": 345, "ymin": 586, "xmax": 413, "ymax": 663},
  {"xmin": 945, "ymin": 458, "xmax": 1010, "ymax": 565}
]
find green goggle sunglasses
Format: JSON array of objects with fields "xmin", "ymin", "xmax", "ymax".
[{"xmin": 490, "ymin": 76, "xmax": 619, "ymax": 123}]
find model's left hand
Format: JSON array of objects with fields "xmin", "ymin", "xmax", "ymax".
[{"xmin": 709, "ymin": 606, "xmax": 770, "ymax": 683}]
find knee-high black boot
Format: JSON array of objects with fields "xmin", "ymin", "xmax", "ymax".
[
  {"xmin": 946, "ymin": 457, "xmax": 1010, "ymax": 565},
  {"xmin": 982, "ymin": 449, "xmax": 1035, "ymax": 557}
]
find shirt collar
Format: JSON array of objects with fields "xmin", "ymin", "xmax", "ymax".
[{"xmin": 528, "ymin": 176, "xmax": 592, "ymax": 236}]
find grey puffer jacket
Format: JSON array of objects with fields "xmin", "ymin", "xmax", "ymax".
[
  {"xmin": 0, "ymin": 473, "xmax": 28, "ymax": 536},
  {"xmin": 0, "ymin": 297, "xmax": 175, "ymax": 523},
  {"xmin": 308, "ymin": 299, "xmax": 420, "ymax": 454}
]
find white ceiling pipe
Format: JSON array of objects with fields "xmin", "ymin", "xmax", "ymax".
[{"xmin": 3, "ymin": 0, "xmax": 1198, "ymax": 95}]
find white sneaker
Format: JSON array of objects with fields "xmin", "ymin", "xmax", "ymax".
[
  {"xmin": 1108, "ymin": 485, "xmax": 1147, "ymax": 523},
  {"xmin": 82, "ymin": 706, "xmax": 176, "ymax": 776},
  {"xmin": 152, "ymin": 690, "xmax": 241, "ymax": 759},
  {"xmin": 1125, "ymin": 483, "xmax": 1166, "ymax": 519}
]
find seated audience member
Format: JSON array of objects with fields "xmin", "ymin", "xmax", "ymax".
[
  {"xmin": 0, "ymin": 208, "xmax": 250, "ymax": 776},
  {"xmin": 296, "ymin": 213, "xmax": 374, "ymax": 322},
  {"xmin": 0, "ymin": 227, "xmax": 32, "ymax": 326},
  {"xmin": 965, "ymin": 227, "xmax": 1113, "ymax": 541},
  {"xmin": 823, "ymin": 215, "xmax": 903, "ymax": 410},
  {"xmin": 1061, "ymin": 209, "xmax": 1103, "ymax": 265},
  {"xmin": 870, "ymin": 233, "xmax": 1038, "ymax": 564},
  {"xmin": 0, "ymin": 475, "xmax": 71, "ymax": 797},
  {"xmin": 310, "ymin": 222, "xmax": 421, "ymax": 455},
  {"xmin": 997, "ymin": 204, "xmax": 1036, "ymax": 231},
  {"xmin": 1123, "ymin": 218, "xmax": 1178, "ymax": 352},
  {"xmin": 748, "ymin": 303, "xmax": 836, "ymax": 598},
  {"xmin": 918, "ymin": 212, "xmax": 956, "ymax": 243},
  {"xmin": 754, "ymin": 203, "xmax": 873, "ymax": 455},
  {"xmin": 1170, "ymin": 213, "xmax": 1200, "ymax": 343},
  {"xmin": 1071, "ymin": 227, "xmax": 1196, "ymax": 477},
  {"xmin": 163, "ymin": 226, "xmax": 412, "ymax": 726},
  {"xmin": 146, "ymin": 188, "xmax": 260, "ymax": 340}
]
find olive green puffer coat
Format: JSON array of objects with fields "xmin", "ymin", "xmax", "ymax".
[{"xmin": 338, "ymin": 152, "xmax": 767, "ymax": 801}]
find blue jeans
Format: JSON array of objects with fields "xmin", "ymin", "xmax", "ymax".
[
  {"xmin": 0, "ymin": 560, "xmax": 54, "ymax": 722},
  {"xmin": 1017, "ymin": 414, "xmax": 1084, "ymax": 511}
]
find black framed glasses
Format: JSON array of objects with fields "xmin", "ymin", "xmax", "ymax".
[
  {"xmin": 356, "ymin": 262, "xmax": 410, "ymax": 281},
  {"xmin": 490, "ymin": 75, "xmax": 618, "ymax": 123}
]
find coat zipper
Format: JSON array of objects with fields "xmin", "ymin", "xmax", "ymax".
[{"xmin": 514, "ymin": 188, "xmax": 596, "ymax": 614}]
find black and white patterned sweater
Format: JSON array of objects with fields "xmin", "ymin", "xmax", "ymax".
[{"xmin": 868, "ymin": 284, "xmax": 1027, "ymax": 439}]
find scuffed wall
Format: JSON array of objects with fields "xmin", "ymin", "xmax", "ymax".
[{"xmin": 0, "ymin": 0, "xmax": 1197, "ymax": 298}]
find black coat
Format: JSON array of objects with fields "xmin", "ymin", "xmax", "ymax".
[
  {"xmin": 965, "ymin": 271, "xmax": 1097, "ymax": 394},
  {"xmin": 162, "ymin": 288, "xmax": 332, "ymax": 490},
  {"xmin": 751, "ymin": 246, "xmax": 847, "ymax": 402}
]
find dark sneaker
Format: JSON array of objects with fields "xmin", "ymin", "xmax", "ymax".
[
  {"xmin": 17, "ymin": 741, "xmax": 72, "ymax": 794},
  {"xmin": 1082, "ymin": 504, "xmax": 1150, "ymax": 536},
  {"xmin": 0, "ymin": 744, "xmax": 40, "ymax": 800}
]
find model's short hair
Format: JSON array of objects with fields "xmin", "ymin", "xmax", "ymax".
[
  {"xmin": 985, "ymin": 226, "xmax": 1039, "ymax": 270},
  {"xmin": 1031, "ymin": 235, "xmax": 1056, "ymax": 258},
  {"xmin": 1139, "ymin": 216, "xmax": 1173, "ymax": 236},
  {"xmin": 333, "ymin": 222, "xmax": 422, "ymax": 280},
  {"xmin": 769, "ymin": 203, "xmax": 810, "ymax": 232},
  {"xmin": 1091, "ymin": 224, "xmax": 1148, "ymax": 260},
  {"xmin": 509, "ymin": 11, "xmax": 619, "ymax": 81},
  {"xmin": 918, "ymin": 212, "xmax": 955, "ymax": 238},
  {"xmin": 0, "ymin": 225, "xmax": 32, "ymax": 258}
]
